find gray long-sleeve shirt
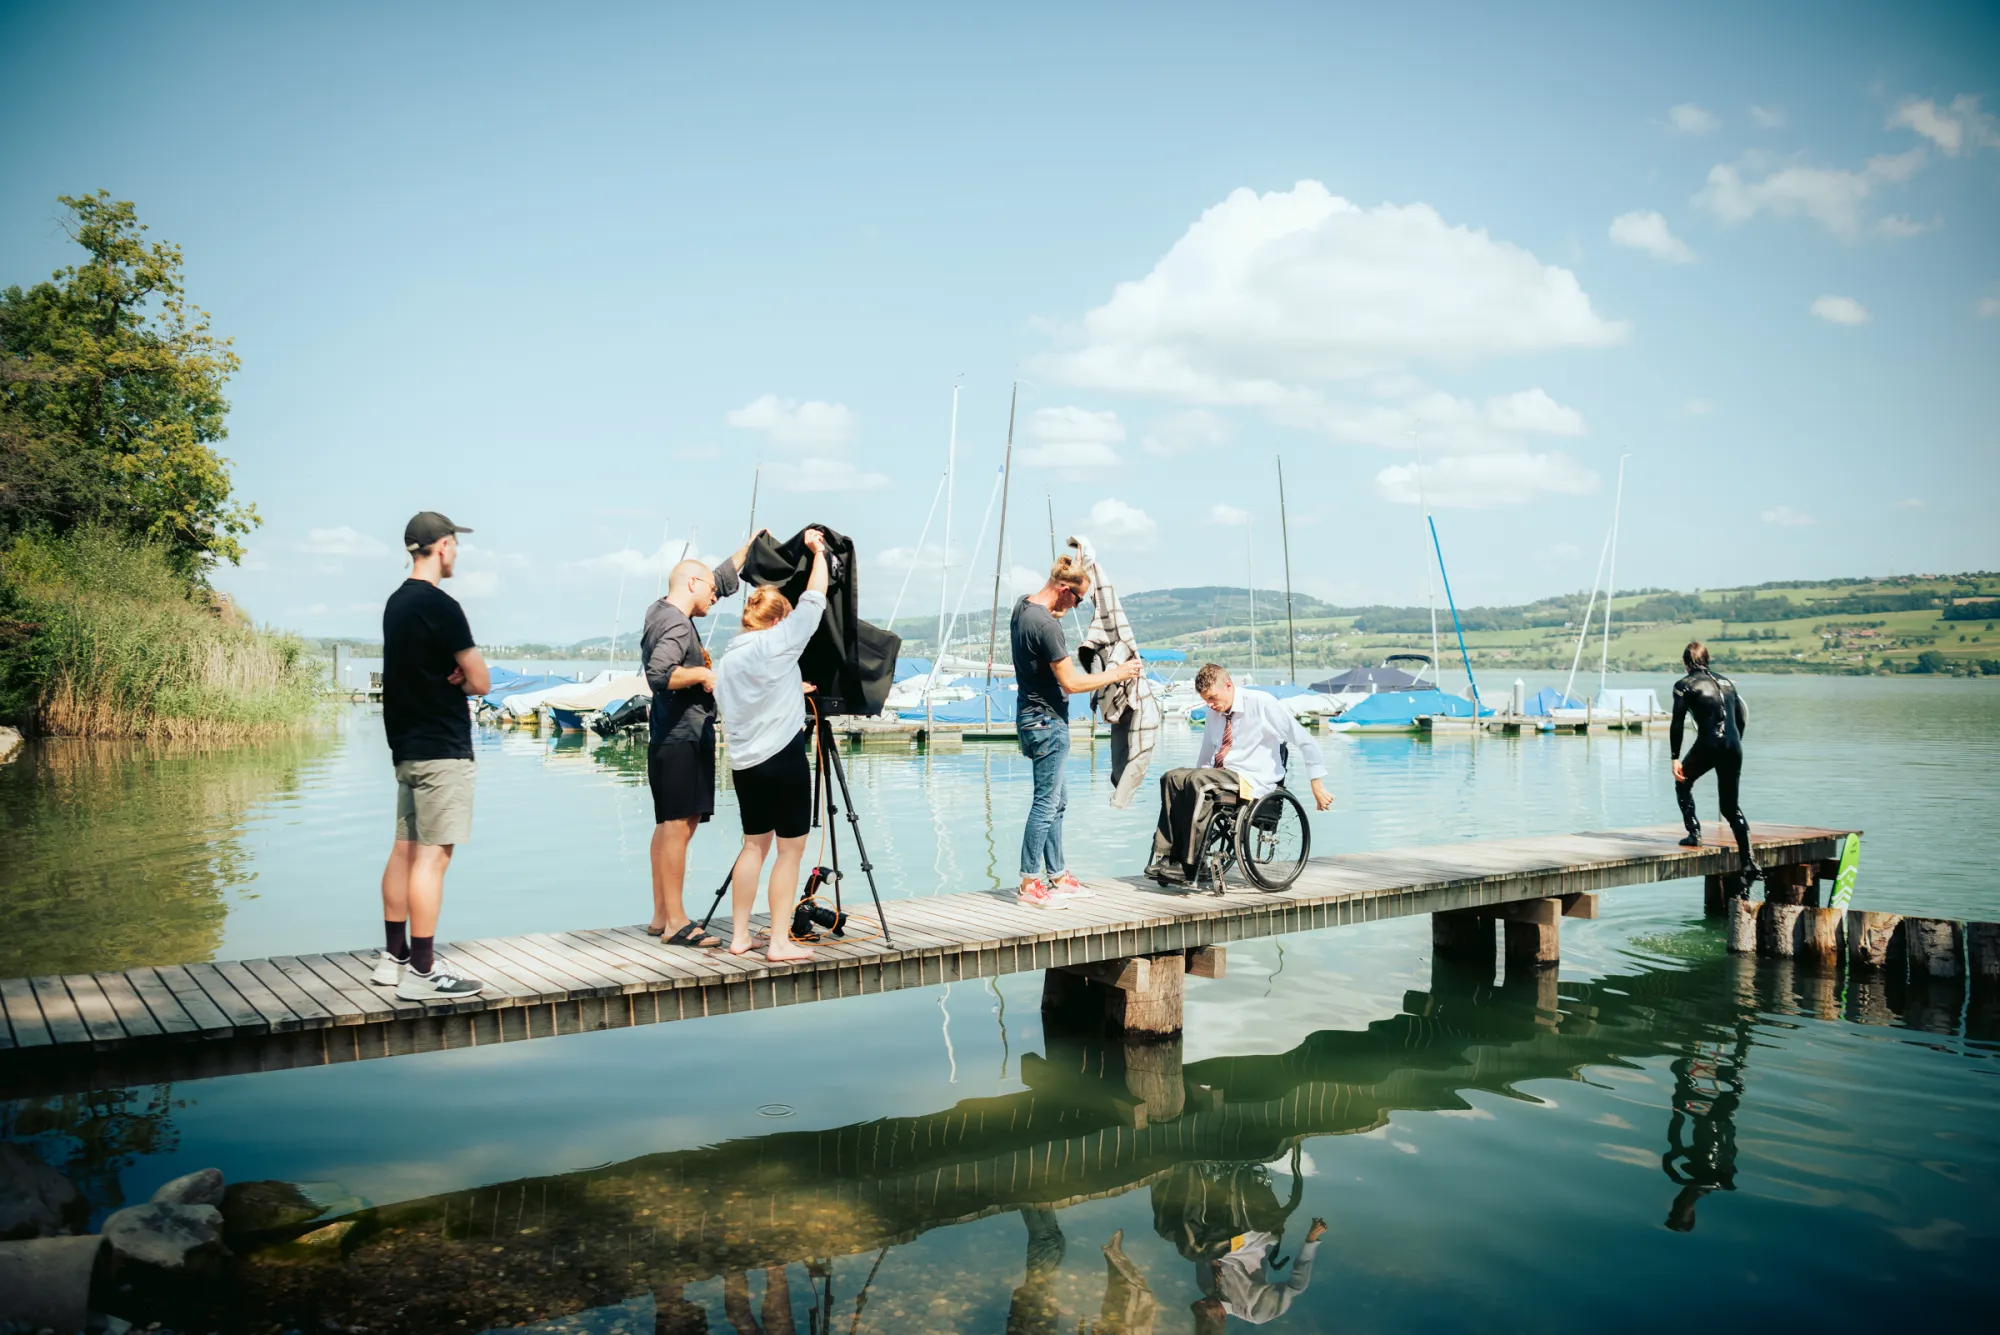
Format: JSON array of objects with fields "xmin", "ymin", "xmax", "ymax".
[{"xmin": 640, "ymin": 558, "xmax": 740, "ymax": 746}]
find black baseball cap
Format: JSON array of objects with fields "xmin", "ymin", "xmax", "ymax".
[{"xmin": 404, "ymin": 511, "xmax": 473, "ymax": 551}]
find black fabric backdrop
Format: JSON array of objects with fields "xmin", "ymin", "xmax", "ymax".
[{"xmin": 740, "ymin": 525, "xmax": 902, "ymax": 717}]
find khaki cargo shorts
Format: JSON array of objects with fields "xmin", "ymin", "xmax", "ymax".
[{"xmin": 393, "ymin": 759, "xmax": 476, "ymax": 846}]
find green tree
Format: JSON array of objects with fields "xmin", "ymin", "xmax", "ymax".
[{"xmin": 0, "ymin": 191, "xmax": 254, "ymax": 573}]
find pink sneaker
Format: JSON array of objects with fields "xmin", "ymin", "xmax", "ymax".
[
  {"xmin": 1047, "ymin": 871, "xmax": 1094, "ymax": 901},
  {"xmin": 1017, "ymin": 878, "xmax": 1059, "ymax": 908}
]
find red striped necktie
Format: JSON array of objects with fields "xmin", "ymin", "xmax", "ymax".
[{"xmin": 1214, "ymin": 710, "xmax": 1234, "ymax": 768}]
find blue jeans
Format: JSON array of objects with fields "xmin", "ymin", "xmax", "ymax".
[{"xmin": 1018, "ymin": 716, "xmax": 1070, "ymax": 877}]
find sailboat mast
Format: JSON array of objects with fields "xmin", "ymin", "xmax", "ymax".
[
  {"xmin": 745, "ymin": 465, "xmax": 760, "ymax": 539},
  {"xmin": 984, "ymin": 382, "xmax": 1017, "ymax": 691},
  {"xmin": 1247, "ymin": 528, "xmax": 1257, "ymax": 678},
  {"xmin": 936, "ymin": 383, "xmax": 959, "ymax": 678},
  {"xmin": 1278, "ymin": 454, "xmax": 1298, "ymax": 684},
  {"xmin": 1428, "ymin": 516, "xmax": 1483, "ymax": 714},
  {"xmin": 1597, "ymin": 454, "xmax": 1629, "ymax": 696},
  {"xmin": 1415, "ymin": 432, "xmax": 1441, "ymax": 681}
]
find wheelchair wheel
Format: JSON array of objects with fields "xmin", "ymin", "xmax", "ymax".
[
  {"xmin": 1237, "ymin": 788, "xmax": 1310, "ymax": 891},
  {"xmin": 1195, "ymin": 803, "xmax": 1238, "ymax": 892}
]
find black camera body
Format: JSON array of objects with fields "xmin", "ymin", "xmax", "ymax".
[{"xmin": 791, "ymin": 866, "xmax": 849, "ymax": 940}]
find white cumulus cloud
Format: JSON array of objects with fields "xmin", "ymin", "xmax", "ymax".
[
  {"xmin": 1810, "ymin": 295, "xmax": 1870, "ymax": 326},
  {"xmin": 1668, "ymin": 104, "xmax": 1721, "ymax": 134},
  {"xmin": 724, "ymin": 394, "xmax": 857, "ymax": 450},
  {"xmin": 1695, "ymin": 150, "xmax": 1925, "ymax": 241},
  {"xmin": 1048, "ymin": 181, "xmax": 1627, "ymax": 401},
  {"xmin": 1018, "ymin": 405, "xmax": 1125, "ymax": 478},
  {"xmin": 1750, "ymin": 105, "xmax": 1787, "ymax": 129},
  {"xmin": 1141, "ymin": 409, "xmax": 1234, "ymax": 458},
  {"xmin": 1087, "ymin": 497, "xmax": 1157, "ymax": 550},
  {"xmin": 296, "ymin": 525, "xmax": 389, "ymax": 558},
  {"xmin": 1205, "ymin": 503, "xmax": 1251, "ymax": 527},
  {"xmin": 1888, "ymin": 94, "xmax": 1998, "ymax": 157},
  {"xmin": 1872, "ymin": 215, "xmax": 1934, "ymax": 239},
  {"xmin": 1761, "ymin": 505, "xmax": 1816, "ymax": 527},
  {"xmin": 1609, "ymin": 210, "xmax": 1694, "ymax": 263},
  {"xmin": 1375, "ymin": 453, "xmax": 1597, "ymax": 509},
  {"xmin": 1683, "ymin": 398, "xmax": 1714, "ymax": 416},
  {"xmin": 768, "ymin": 457, "xmax": 891, "ymax": 493},
  {"xmin": 1979, "ymin": 298, "xmax": 2000, "ymax": 318},
  {"xmin": 1893, "ymin": 497, "xmax": 1926, "ymax": 510}
]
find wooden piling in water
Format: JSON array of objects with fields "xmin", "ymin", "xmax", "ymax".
[
  {"xmin": 1965, "ymin": 923, "xmax": 2000, "ymax": 985},
  {"xmin": 1502, "ymin": 898, "xmax": 1560, "ymax": 972},
  {"xmin": 1757, "ymin": 902, "xmax": 1804, "ymax": 957},
  {"xmin": 1799, "ymin": 907, "xmax": 1843, "ymax": 968},
  {"xmin": 1764, "ymin": 863, "xmax": 1816, "ymax": 907},
  {"xmin": 1703, "ymin": 874, "xmax": 1733, "ymax": 918},
  {"xmin": 1847, "ymin": 911, "xmax": 1904, "ymax": 972},
  {"xmin": 1728, "ymin": 898, "xmax": 1759, "ymax": 955},
  {"xmin": 1906, "ymin": 919, "xmax": 1964, "ymax": 980}
]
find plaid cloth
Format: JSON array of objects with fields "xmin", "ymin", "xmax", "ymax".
[{"xmin": 1069, "ymin": 536, "xmax": 1161, "ymax": 809}]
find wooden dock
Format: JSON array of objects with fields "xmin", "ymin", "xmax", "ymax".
[{"xmin": 0, "ymin": 823, "xmax": 1853, "ymax": 1096}]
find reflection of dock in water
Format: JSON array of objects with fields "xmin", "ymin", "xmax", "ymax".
[{"xmin": 203, "ymin": 950, "xmax": 1981, "ymax": 1332}]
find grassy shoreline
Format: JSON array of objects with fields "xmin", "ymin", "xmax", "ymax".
[{"xmin": 1, "ymin": 529, "xmax": 324, "ymax": 741}]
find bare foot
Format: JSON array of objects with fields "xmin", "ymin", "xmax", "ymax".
[
  {"xmin": 728, "ymin": 936, "xmax": 758, "ymax": 956},
  {"xmin": 766, "ymin": 941, "xmax": 815, "ymax": 963}
]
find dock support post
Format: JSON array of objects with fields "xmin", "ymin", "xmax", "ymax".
[
  {"xmin": 1968, "ymin": 923, "xmax": 2000, "ymax": 985},
  {"xmin": 1764, "ymin": 864, "xmax": 1816, "ymax": 907},
  {"xmin": 1799, "ymin": 907, "xmax": 1843, "ymax": 968},
  {"xmin": 1047, "ymin": 949, "xmax": 1219, "ymax": 1039},
  {"xmin": 1502, "ymin": 899, "xmax": 1560, "ymax": 973},
  {"xmin": 1757, "ymin": 903, "xmax": 1803, "ymax": 957},
  {"xmin": 1432, "ymin": 910, "xmax": 1496, "ymax": 981},
  {"xmin": 1727, "ymin": 898, "xmax": 1758, "ymax": 955},
  {"xmin": 1847, "ymin": 911, "xmax": 1904, "ymax": 972},
  {"xmin": 1703, "ymin": 874, "xmax": 1733, "ymax": 918},
  {"xmin": 1906, "ymin": 919, "xmax": 1964, "ymax": 980}
]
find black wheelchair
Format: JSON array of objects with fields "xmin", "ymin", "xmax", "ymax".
[{"xmin": 1194, "ymin": 782, "xmax": 1313, "ymax": 891}]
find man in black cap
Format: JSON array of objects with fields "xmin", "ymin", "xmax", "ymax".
[{"xmin": 372, "ymin": 511, "xmax": 490, "ymax": 1000}]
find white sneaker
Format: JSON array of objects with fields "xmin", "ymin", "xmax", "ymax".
[
  {"xmin": 370, "ymin": 952, "xmax": 408, "ymax": 987},
  {"xmin": 1047, "ymin": 872, "xmax": 1095, "ymax": 901},
  {"xmin": 395, "ymin": 968, "xmax": 485, "ymax": 1001},
  {"xmin": 1017, "ymin": 878, "xmax": 1067, "ymax": 909}
]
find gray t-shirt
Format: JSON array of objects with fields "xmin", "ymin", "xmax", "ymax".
[
  {"xmin": 640, "ymin": 558, "xmax": 741, "ymax": 746},
  {"xmin": 1010, "ymin": 595, "xmax": 1069, "ymax": 724}
]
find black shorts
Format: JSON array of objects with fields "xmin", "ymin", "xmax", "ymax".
[
  {"xmin": 649, "ymin": 739, "xmax": 716, "ymax": 824},
  {"xmin": 732, "ymin": 732, "xmax": 811, "ymax": 838}
]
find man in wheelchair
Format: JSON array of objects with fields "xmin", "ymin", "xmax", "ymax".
[{"xmin": 1146, "ymin": 663, "xmax": 1333, "ymax": 890}]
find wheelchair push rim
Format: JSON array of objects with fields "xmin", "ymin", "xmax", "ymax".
[{"xmin": 1238, "ymin": 787, "xmax": 1311, "ymax": 891}]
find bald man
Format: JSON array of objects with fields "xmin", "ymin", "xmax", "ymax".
[{"xmin": 641, "ymin": 532, "xmax": 761, "ymax": 947}]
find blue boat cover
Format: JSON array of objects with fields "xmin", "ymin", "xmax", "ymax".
[
  {"xmin": 1138, "ymin": 648, "xmax": 1187, "ymax": 662},
  {"xmin": 481, "ymin": 671, "xmax": 574, "ymax": 708},
  {"xmin": 1523, "ymin": 687, "xmax": 1583, "ymax": 715},
  {"xmin": 1337, "ymin": 689, "xmax": 1490, "ymax": 726},
  {"xmin": 898, "ymin": 681, "xmax": 1018, "ymax": 724},
  {"xmin": 893, "ymin": 656, "xmax": 934, "ymax": 682}
]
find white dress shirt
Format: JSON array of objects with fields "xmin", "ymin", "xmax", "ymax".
[
  {"xmin": 714, "ymin": 590, "xmax": 825, "ymax": 769},
  {"xmin": 1196, "ymin": 687, "xmax": 1327, "ymax": 798}
]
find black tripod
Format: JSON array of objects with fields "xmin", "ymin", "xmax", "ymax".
[{"xmin": 698, "ymin": 715, "xmax": 892, "ymax": 944}]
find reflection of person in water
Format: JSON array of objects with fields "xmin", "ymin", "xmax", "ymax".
[
  {"xmin": 1007, "ymin": 1207, "xmax": 1067, "ymax": 1335},
  {"xmin": 1090, "ymin": 1229, "xmax": 1159, "ymax": 1335},
  {"xmin": 1660, "ymin": 1033, "xmax": 1747, "ymax": 1233},
  {"xmin": 722, "ymin": 1266, "xmax": 794, "ymax": 1335},
  {"xmin": 1151, "ymin": 1157, "xmax": 1325, "ymax": 1326}
]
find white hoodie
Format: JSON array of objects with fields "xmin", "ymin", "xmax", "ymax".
[{"xmin": 715, "ymin": 590, "xmax": 827, "ymax": 770}]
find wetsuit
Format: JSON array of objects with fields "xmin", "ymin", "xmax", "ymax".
[{"xmin": 1670, "ymin": 668, "xmax": 1752, "ymax": 871}]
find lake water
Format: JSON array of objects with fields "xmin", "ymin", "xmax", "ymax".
[{"xmin": 2, "ymin": 674, "xmax": 1996, "ymax": 1331}]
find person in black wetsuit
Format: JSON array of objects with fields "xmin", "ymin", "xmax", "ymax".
[{"xmin": 1670, "ymin": 640, "xmax": 1759, "ymax": 884}]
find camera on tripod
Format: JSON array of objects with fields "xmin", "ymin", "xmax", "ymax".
[{"xmin": 790, "ymin": 867, "xmax": 849, "ymax": 941}]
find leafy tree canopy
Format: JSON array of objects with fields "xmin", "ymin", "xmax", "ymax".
[{"xmin": 1, "ymin": 191, "xmax": 254, "ymax": 575}]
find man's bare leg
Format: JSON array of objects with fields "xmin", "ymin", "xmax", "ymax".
[
  {"xmin": 728, "ymin": 833, "xmax": 773, "ymax": 955},
  {"xmin": 765, "ymin": 833, "xmax": 813, "ymax": 962},
  {"xmin": 380, "ymin": 840, "xmax": 417, "ymax": 927},
  {"xmin": 649, "ymin": 817, "xmax": 698, "ymax": 934},
  {"xmin": 407, "ymin": 843, "xmax": 454, "ymax": 938}
]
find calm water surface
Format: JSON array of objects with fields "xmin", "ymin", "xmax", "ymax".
[{"xmin": 2, "ymin": 674, "xmax": 1996, "ymax": 1331}]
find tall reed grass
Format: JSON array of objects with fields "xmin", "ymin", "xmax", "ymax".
[{"xmin": 1, "ymin": 528, "xmax": 324, "ymax": 740}]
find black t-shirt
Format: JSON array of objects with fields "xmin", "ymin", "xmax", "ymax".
[
  {"xmin": 382, "ymin": 579, "xmax": 476, "ymax": 764},
  {"xmin": 1010, "ymin": 596, "xmax": 1069, "ymax": 724}
]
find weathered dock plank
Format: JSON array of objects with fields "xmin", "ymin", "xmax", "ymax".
[{"xmin": 0, "ymin": 822, "xmax": 1853, "ymax": 1095}]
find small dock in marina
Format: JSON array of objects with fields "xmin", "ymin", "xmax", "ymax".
[{"xmin": 0, "ymin": 823, "xmax": 1861, "ymax": 1097}]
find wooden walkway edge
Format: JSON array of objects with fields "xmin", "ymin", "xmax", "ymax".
[{"xmin": 0, "ymin": 823, "xmax": 1851, "ymax": 1097}]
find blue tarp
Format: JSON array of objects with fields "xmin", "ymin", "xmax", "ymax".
[
  {"xmin": 898, "ymin": 681, "xmax": 1019, "ymax": 724},
  {"xmin": 893, "ymin": 656, "xmax": 934, "ymax": 682},
  {"xmin": 1138, "ymin": 648, "xmax": 1187, "ymax": 662},
  {"xmin": 481, "ymin": 671, "xmax": 574, "ymax": 708},
  {"xmin": 1335, "ymin": 689, "xmax": 1490, "ymax": 727},
  {"xmin": 1523, "ymin": 687, "xmax": 1583, "ymax": 715}
]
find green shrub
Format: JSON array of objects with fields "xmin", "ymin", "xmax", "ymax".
[{"xmin": 0, "ymin": 528, "xmax": 322, "ymax": 739}]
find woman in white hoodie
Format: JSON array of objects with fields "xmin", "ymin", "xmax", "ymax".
[{"xmin": 714, "ymin": 528, "xmax": 829, "ymax": 961}]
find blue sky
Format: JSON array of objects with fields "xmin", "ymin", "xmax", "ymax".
[{"xmin": 4, "ymin": 1, "xmax": 1996, "ymax": 643}]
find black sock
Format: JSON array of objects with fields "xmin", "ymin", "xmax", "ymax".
[
  {"xmin": 411, "ymin": 935, "xmax": 435, "ymax": 975},
  {"xmin": 384, "ymin": 921, "xmax": 408, "ymax": 961}
]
